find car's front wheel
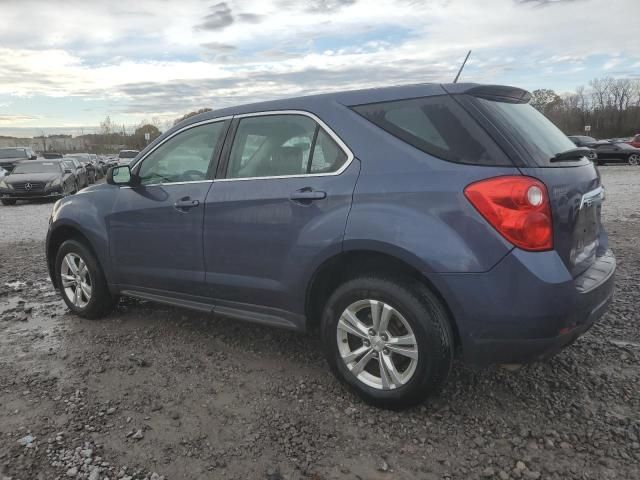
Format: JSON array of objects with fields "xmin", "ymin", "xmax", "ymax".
[
  {"xmin": 628, "ymin": 153, "xmax": 640, "ymax": 166},
  {"xmin": 1, "ymin": 199, "xmax": 16, "ymax": 206},
  {"xmin": 55, "ymin": 239, "xmax": 114, "ymax": 319},
  {"xmin": 321, "ymin": 275, "xmax": 454, "ymax": 409}
]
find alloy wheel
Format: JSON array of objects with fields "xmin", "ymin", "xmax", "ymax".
[
  {"xmin": 60, "ymin": 253, "xmax": 92, "ymax": 308},
  {"xmin": 336, "ymin": 299, "xmax": 418, "ymax": 390},
  {"xmin": 629, "ymin": 154, "xmax": 640, "ymax": 166}
]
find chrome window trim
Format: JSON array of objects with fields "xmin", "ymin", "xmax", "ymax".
[
  {"xmin": 129, "ymin": 116, "xmax": 232, "ymax": 173},
  {"xmin": 120, "ymin": 179, "xmax": 213, "ymax": 190},
  {"xmin": 216, "ymin": 109, "xmax": 354, "ymax": 182}
]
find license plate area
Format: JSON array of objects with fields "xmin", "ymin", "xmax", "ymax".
[{"xmin": 571, "ymin": 186, "xmax": 604, "ymax": 267}]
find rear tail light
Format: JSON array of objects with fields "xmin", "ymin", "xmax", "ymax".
[{"xmin": 464, "ymin": 176, "xmax": 553, "ymax": 251}]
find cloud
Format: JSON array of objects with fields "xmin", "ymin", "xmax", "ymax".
[
  {"xmin": 197, "ymin": 2, "xmax": 235, "ymax": 30},
  {"xmin": 514, "ymin": 0, "xmax": 582, "ymax": 5},
  {"xmin": 0, "ymin": 114, "xmax": 40, "ymax": 125},
  {"xmin": 0, "ymin": 0, "xmax": 637, "ymax": 129}
]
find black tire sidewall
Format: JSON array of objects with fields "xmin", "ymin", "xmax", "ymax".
[
  {"xmin": 321, "ymin": 276, "xmax": 453, "ymax": 409},
  {"xmin": 55, "ymin": 239, "xmax": 112, "ymax": 319}
]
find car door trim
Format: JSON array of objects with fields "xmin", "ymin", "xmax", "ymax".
[{"xmin": 215, "ymin": 109, "xmax": 355, "ymax": 182}]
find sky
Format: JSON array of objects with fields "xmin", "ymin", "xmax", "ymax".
[{"xmin": 0, "ymin": 0, "xmax": 638, "ymax": 137}]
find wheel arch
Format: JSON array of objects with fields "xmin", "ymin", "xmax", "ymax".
[
  {"xmin": 47, "ymin": 223, "xmax": 104, "ymax": 290},
  {"xmin": 304, "ymin": 248, "xmax": 461, "ymax": 348}
]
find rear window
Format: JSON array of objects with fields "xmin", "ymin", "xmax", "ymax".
[
  {"xmin": 0, "ymin": 148, "xmax": 28, "ymax": 159},
  {"xmin": 352, "ymin": 95, "xmax": 511, "ymax": 166},
  {"xmin": 473, "ymin": 97, "xmax": 579, "ymax": 167}
]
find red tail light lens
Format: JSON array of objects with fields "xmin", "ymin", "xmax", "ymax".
[{"xmin": 464, "ymin": 176, "xmax": 553, "ymax": 251}]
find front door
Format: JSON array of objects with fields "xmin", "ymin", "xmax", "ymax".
[
  {"xmin": 203, "ymin": 113, "xmax": 359, "ymax": 319},
  {"xmin": 109, "ymin": 120, "xmax": 228, "ymax": 296}
]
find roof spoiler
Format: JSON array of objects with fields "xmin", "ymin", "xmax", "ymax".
[{"xmin": 466, "ymin": 85, "xmax": 531, "ymax": 104}]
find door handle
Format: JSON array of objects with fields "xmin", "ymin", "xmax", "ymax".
[
  {"xmin": 174, "ymin": 198, "xmax": 200, "ymax": 210},
  {"xmin": 290, "ymin": 188, "xmax": 327, "ymax": 202}
]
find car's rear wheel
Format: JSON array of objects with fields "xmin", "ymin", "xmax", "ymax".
[
  {"xmin": 321, "ymin": 275, "xmax": 454, "ymax": 409},
  {"xmin": 628, "ymin": 154, "xmax": 640, "ymax": 166},
  {"xmin": 55, "ymin": 239, "xmax": 114, "ymax": 319},
  {"xmin": 1, "ymin": 199, "xmax": 16, "ymax": 206}
]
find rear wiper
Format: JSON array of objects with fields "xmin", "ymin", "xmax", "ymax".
[{"xmin": 550, "ymin": 147, "xmax": 591, "ymax": 163}]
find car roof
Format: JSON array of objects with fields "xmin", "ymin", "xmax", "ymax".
[
  {"xmin": 177, "ymin": 82, "xmax": 526, "ymax": 125},
  {"xmin": 15, "ymin": 158, "xmax": 63, "ymax": 163}
]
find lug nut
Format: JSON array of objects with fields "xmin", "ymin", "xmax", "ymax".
[
  {"xmin": 383, "ymin": 348, "xmax": 390, "ymax": 355},
  {"xmin": 380, "ymin": 334, "xmax": 388, "ymax": 341},
  {"xmin": 368, "ymin": 328, "xmax": 376, "ymax": 336},
  {"xmin": 363, "ymin": 339, "xmax": 370, "ymax": 347}
]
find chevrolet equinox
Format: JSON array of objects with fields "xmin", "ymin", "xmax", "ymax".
[{"xmin": 46, "ymin": 83, "xmax": 616, "ymax": 408}]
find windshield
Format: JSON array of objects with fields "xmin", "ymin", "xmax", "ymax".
[
  {"xmin": 0, "ymin": 148, "xmax": 28, "ymax": 159},
  {"xmin": 474, "ymin": 97, "xmax": 579, "ymax": 166},
  {"xmin": 12, "ymin": 162, "xmax": 61, "ymax": 174},
  {"xmin": 119, "ymin": 151, "xmax": 139, "ymax": 158}
]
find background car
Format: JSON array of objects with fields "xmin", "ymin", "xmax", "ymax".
[
  {"xmin": 592, "ymin": 141, "xmax": 640, "ymax": 165},
  {"xmin": 65, "ymin": 154, "xmax": 97, "ymax": 183},
  {"xmin": 627, "ymin": 134, "xmax": 640, "ymax": 149},
  {"xmin": 117, "ymin": 149, "xmax": 140, "ymax": 166},
  {"xmin": 567, "ymin": 135, "xmax": 599, "ymax": 147},
  {"xmin": 0, "ymin": 147, "xmax": 38, "ymax": 173},
  {"xmin": 0, "ymin": 166, "xmax": 7, "ymax": 178},
  {"xmin": 63, "ymin": 157, "xmax": 89, "ymax": 189},
  {"xmin": 43, "ymin": 152, "xmax": 64, "ymax": 159},
  {"xmin": 89, "ymin": 154, "xmax": 104, "ymax": 179},
  {"xmin": 0, "ymin": 159, "xmax": 75, "ymax": 205}
]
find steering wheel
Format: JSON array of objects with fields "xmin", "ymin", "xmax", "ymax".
[{"xmin": 181, "ymin": 170, "xmax": 206, "ymax": 181}]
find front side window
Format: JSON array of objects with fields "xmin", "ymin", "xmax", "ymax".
[
  {"xmin": 226, "ymin": 114, "xmax": 348, "ymax": 178},
  {"xmin": 138, "ymin": 122, "xmax": 224, "ymax": 185},
  {"xmin": 353, "ymin": 95, "xmax": 511, "ymax": 166}
]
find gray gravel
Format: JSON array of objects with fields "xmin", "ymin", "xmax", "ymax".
[{"xmin": 0, "ymin": 165, "xmax": 638, "ymax": 479}]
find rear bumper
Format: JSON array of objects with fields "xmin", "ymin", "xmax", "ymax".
[{"xmin": 434, "ymin": 249, "xmax": 616, "ymax": 365}]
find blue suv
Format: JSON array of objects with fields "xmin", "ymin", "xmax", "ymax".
[{"xmin": 46, "ymin": 83, "xmax": 615, "ymax": 408}]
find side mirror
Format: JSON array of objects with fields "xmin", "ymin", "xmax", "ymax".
[
  {"xmin": 64, "ymin": 169, "xmax": 72, "ymax": 174},
  {"xmin": 30, "ymin": 155, "xmax": 37, "ymax": 160},
  {"xmin": 107, "ymin": 165, "xmax": 136, "ymax": 186}
]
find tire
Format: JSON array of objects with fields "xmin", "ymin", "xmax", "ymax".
[
  {"xmin": 628, "ymin": 154, "xmax": 640, "ymax": 166},
  {"xmin": 55, "ymin": 239, "xmax": 114, "ymax": 319},
  {"xmin": 321, "ymin": 275, "xmax": 454, "ymax": 409},
  {"xmin": 1, "ymin": 199, "xmax": 16, "ymax": 206}
]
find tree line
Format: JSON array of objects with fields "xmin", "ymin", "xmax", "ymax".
[{"xmin": 531, "ymin": 77, "xmax": 640, "ymax": 139}]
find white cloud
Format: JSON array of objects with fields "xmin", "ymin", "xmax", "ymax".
[{"xmin": 0, "ymin": 0, "xmax": 637, "ymax": 128}]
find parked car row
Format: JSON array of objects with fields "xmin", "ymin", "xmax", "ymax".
[
  {"xmin": 0, "ymin": 159, "xmax": 77, "ymax": 205},
  {"xmin": 0, "ymin": 149, "xmax": 120, "ymax": 205},
  {"xmin": 568, "ymin": 135, "xmax": 640, "ymax": 166}
]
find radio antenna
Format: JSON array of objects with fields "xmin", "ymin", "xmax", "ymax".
[{"xmin": 453, "ymin": 50, "xmax": 472, "ymax": 83}]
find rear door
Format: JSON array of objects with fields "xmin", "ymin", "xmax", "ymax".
[
  {"xmin": 467, "ymin": 94, "xmax": 606, "ymax": 277},
  {"xmin": 202, "ymin": 112, "xmax": 359, "ymax": 320},
  {"xmin": 108, "ymin": 120, "xmax": 228, "ymax": 295}
]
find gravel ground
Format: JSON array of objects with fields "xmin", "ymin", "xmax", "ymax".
[{"xmin": 0, "ymin": 166, "xmax": 638, "ymax": 480}]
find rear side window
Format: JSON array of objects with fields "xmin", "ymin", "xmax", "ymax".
[
  {"xmin": 353, "ymin": 95, "xmax": 511, "ymax": 166},
  {"xmin": 226, "ymin": 114, "xmax": 349, "ymax": 179}
]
